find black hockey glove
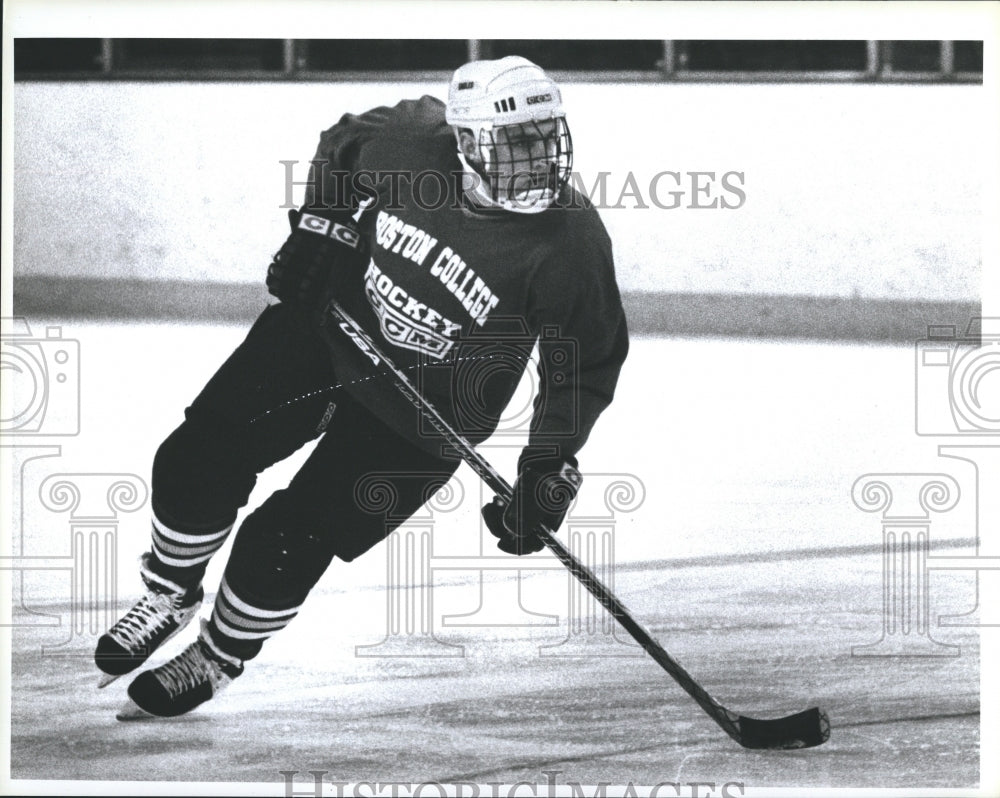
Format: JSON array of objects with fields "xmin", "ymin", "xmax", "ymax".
[
  {"xmin": 482, "ymin": 452, "xmax": 582, "ymax": 556},
  {"xmin": 266, "ymin": 207, "xmax": 368, "ymax": 312}
]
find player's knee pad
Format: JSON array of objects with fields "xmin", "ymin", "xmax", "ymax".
[
  {"xmin": 152, "ymin": 420, "xmax": 258, "ymax": 527},
  {"xmin": 224, "ymin": 491, "xmax": 337, "ymax": 607}
]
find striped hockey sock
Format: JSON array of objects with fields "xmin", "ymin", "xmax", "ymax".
[
  {"xmin": 149, "ymin": 512, "xmax": 234, "ymax": 584},
  {"xmin": 207, "ymin": 575, "xmax": 303, "ymax": 661}
]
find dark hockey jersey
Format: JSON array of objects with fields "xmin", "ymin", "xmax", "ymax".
[{"xmin": 305, "ymin": 95, "xmax": 628, "ymax": 460}]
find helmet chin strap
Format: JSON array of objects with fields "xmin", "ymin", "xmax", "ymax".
[
  {"xmin": 456, "ymin": 152, "xmax": 504, "ymax": 210},
  {"xmin": 456, "ymin": 152, "xmax": 556, "ymax": 215}
]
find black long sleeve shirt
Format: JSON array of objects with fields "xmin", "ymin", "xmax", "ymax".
[{"xmin": 305, "ymin": 95, "xmax": 629, "ymax": 461}]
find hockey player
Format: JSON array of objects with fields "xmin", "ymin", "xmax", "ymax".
[{"xmin": 96, "ymin": 56, "xmax": 629, "ymax": 719}]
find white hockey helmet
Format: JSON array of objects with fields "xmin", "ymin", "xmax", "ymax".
[{"xmin": 446, "ymin": 56, "xmax": 572, "ymax": 214}]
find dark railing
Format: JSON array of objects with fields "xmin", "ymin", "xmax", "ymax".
[{"xmin": 13, "ymin": 39, "xmax": 984, "ymax": 84}]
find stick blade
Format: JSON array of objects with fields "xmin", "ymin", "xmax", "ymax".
[{"xmin": 737, "ymin": 707, "xmax": 830, "ymax": 750}]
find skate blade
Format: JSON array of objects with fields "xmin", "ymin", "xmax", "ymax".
[
  {"xmin": 97, "ymin": 672, "xmax": 123, "ymax": 689},
  {"xmin": 116, "ymin": 698, "xmax": 156, "ymax": 721}
]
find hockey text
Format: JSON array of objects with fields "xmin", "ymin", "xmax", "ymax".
[
  {"xmin": 374, "ymin": 211, "xmax": 501, "ymax": 327},
  {"xmin": 364, "ymin": 260, "xmax": 462, "ymax": 359}
]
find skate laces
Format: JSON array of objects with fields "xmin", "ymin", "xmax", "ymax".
[
  {"xmin": 109, "ymin": 591, "xmax": 178, "ymax": 650},
  {"xmin": 154, "ymin": 638, "xmax": 230, "ymax": 698}
]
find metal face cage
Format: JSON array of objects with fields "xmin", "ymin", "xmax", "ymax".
[{"xmin": 478, "ymin": 117, "xmax": 573, "ymax": 209}]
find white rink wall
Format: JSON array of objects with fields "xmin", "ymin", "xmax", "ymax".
[{"xmin": 13, "ymin": 80, "xmax": 982, "ymax": 302}]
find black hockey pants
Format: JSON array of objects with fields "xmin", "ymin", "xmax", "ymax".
[{"xmin": 149, "ymin": 302, "xmax": 459, "ymax": 659}]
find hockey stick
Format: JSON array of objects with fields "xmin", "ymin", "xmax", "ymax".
[{"xmin": 320, "ymin": 299, "xmax": 830, "ymax": 750}]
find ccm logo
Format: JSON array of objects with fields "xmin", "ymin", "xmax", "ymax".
[
  {"xmin": 299, "ymin": 213, "xmax": 363, "ymax": 249},
  {"xmin": 526, "ymin": 93, "xmax": 552, "ymax": 105}
]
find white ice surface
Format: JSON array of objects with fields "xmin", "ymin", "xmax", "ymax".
[{"xmin": 2, "ymin": 322, "xmax": 985, "ymax": 793}]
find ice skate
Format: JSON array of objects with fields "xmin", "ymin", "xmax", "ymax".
[
  {"xmin": 94, "ymin": 552, "xmax": 203, "ymax": 687},
  {"xmin": 116, "ymin": 619, "xmax": 244, "ymax": 720}
]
